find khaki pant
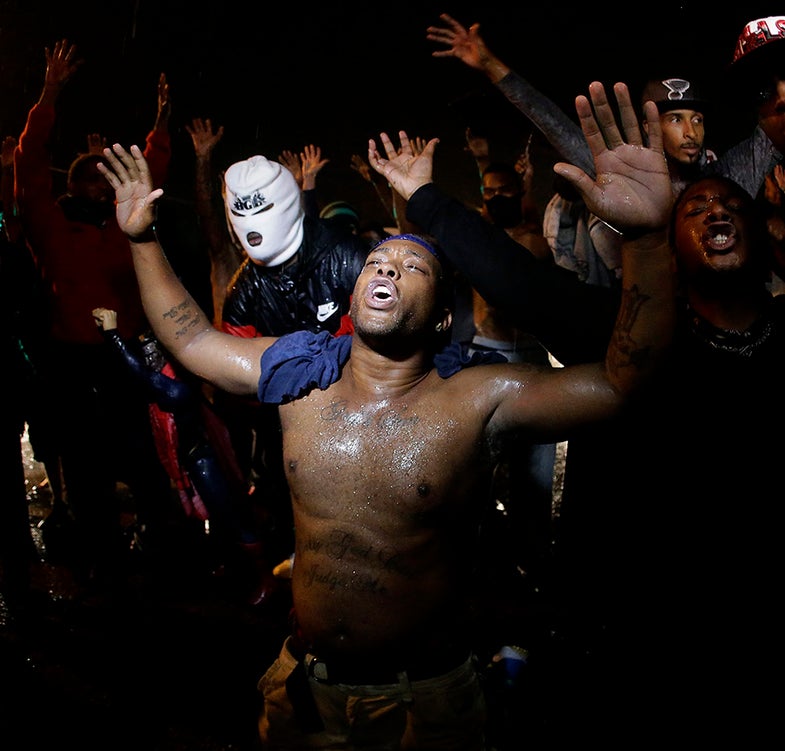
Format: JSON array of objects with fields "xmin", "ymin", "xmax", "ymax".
[{"xmin": 257, "ymin": 636, "xmax": 488, "ymax": 750}]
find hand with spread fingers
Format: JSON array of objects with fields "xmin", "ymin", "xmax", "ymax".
[
  {"xmin": 299, "ymin": 144, "xmax": 329, "ymax": 191},
  {"xmin": 278, "ymin": 149, "xmax": 302, "ymax": 187},
  {"xmin": 97, "ymin": 144, "xmax": 162, "ymax": 239},
  {"xmin": 367, "ymin": 130, "xmax": 439, "ymax": 202},
  {"xmin": 186, "ymin": 117, "xmax": 224, "ymax": 160},
  {"xmin": 554, "ymin": 82, "xmax": 672, "ymax": 236}
]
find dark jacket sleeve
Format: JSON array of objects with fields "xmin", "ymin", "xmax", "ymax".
[
  {"xmin": 102, "ymin": 329, "xmax": 192, "ymax": 410},
  {"xmin": 495, "ymin": 71, "xmax": 595, "ymax": 178},
  {"xmin": 406, "ymin": 183, "xmax": 619, "ymax": 364}
]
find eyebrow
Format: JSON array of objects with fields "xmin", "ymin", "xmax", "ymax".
[{"xmin": 681, "ymin": 191, "xmax": 744, "ymax": 207}]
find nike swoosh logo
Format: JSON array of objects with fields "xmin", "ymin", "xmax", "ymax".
[{"xmin": 316, "ymin": 302, "xmax": 340, "ymax": 322}]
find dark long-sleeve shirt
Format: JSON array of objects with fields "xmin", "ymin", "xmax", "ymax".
[{"xmin": 406, "ymin": 183, "xmax": 618, "ymax": 365}]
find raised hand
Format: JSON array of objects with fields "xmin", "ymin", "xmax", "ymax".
[
  {"xmin": 43, "ymin": 39, "xmax": 82, "ymax": 92},
  {"xmin": 299, "ymin": 144, "xmax": 329, "ymax": 191},
  {"xmin": 350, "ymin": 153, "xmax": 373, "ymax": 183},
  {"xmin": 86, "ymin": 133, "xmax": 106, "ymax": 155},
  {"xmin": 97, "ymin": 144, "xmax": 163, "ymax": 238},
  {"xmin": 156, "ymin": 72, "xmax": 171, "ymax": 121},
  {"xmin": 367, "ymin": 131, "xmax": 439, "ymax": 202},
  {"xmin": 426, "ymin": 13, "xmax": 487, "ymax": 70},
  {"xmin": 278, "ymin": 149, "xmax": 303, "ymax": 187},
  {"xmin": 554, "ymin": 82, "xmax": 671, "ymax": 235},
  {"xmin": 186, "ymin": 117, "xmax": 224, "ymax": 159}
]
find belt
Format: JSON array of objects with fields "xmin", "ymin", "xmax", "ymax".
[{"xmin": 286, "ymin": 637, "xmax": 470, "ymax": 686}]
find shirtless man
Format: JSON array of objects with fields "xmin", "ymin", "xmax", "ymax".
[{"xmin": 97, "ymin": 81, "xmax": 673, "ymax": 750}]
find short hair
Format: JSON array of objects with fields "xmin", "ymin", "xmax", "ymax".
[
  {"xmin": 67, "ymin": 153, "xmax": 106, "ymax": 185},
  {"xmin": 481, "ymin": 161, "xmax": 521, "ymax": 184}
]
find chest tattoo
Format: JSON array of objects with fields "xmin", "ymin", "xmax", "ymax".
[{"xmin": 319, "ymin": 398, "xmax": 420, "ymax": 434}]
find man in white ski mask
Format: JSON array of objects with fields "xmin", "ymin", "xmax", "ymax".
[
  {"xmin": 223, "ymin": 155, "xmax": 304, "ymax": 267},
  {"xmin": 220, "ymin": 153, "xmax": 369, "ymax": 337}
]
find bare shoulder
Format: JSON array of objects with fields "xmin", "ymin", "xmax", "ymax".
[
  {"xmin": 436, "ymin": 360, "xmax": 541, "ymax": 403},
  {"xmin": 447, "ymin": 359, "xmax": 542, "ymax": 383}
]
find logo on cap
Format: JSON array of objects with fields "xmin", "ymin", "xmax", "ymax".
[
  {"xmin": 732, "ymin": 16, "xmax": 785, "ymax": 65},
  {"xmin": 661, "ymin": 78, "xmax": 693, "ymax": 101},
  {"xmin": 230, "ymin": 188, "xmax": 270, "ymax": 215}
]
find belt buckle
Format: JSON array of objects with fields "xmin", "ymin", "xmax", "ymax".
[{"xmin": 306, "ymin": 655, "xmax": 330, "ymax": 683}]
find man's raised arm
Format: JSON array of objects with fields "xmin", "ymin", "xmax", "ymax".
[
  {"xmin": 98, "ymin": 144, "xmax": 270, "ymax": 396},
  {"xmin": 369, "ymin": 81, "xmax": 675, "ymax": 398},
  {"xmin": 554, "ymin": 82, "xmax": 675, "ymax": 395}
]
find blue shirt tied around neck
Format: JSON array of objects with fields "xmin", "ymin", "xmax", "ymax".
[{"xmin": 257, "ymin": 331, "xmax": 507, "ymax": 404}]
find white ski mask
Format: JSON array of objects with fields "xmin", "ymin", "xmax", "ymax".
[{"xmin": 223, "ymin": 155, "xmax": 304, "ymax": 266}]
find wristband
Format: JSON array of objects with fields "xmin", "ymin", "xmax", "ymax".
[{"xmin": 126, "ymin": 225, "xmax": 157, "ymax": 243}]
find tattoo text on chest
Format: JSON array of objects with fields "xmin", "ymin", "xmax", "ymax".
[
  {"xmin": 320, "ymin": 398, "xmax": 420, "ymax": 432},
  {"xmin": 299, "ymin": 529, "xmax": 415, "ymax": 592}
]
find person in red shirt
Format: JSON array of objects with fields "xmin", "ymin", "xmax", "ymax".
[{"xmin": 13, "ymin": 39, "xmax": 177, "ymax": 591}]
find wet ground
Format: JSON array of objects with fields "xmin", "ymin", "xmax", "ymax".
[
  {"xmin": 1, "ymin": 432, "xmax": 564, "ymax": 751},
  {"xmin": 1, "ymin": 433, "xmax": 294, "ymax": 751}
]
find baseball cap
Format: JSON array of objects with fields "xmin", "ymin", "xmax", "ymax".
[
  {"xmin": 731, "ymin": 17, "xmax": 785, "ymax": 67},
  {"xmin": 726, "ymin": 16, "xmax": 785, "ymax": 104},
  {"xmin": 640, "ymin": 78, "xmax": 710, "ymax": 114}
]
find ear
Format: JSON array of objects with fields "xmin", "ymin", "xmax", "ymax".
[{"xmin": 436, "ymin": 309, "xmax": 452, "ymax": 333}]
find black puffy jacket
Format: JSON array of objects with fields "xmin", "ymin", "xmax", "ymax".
[{"xmin": 221, "ymin": 216, "xmax": 369, "ymax": 337}]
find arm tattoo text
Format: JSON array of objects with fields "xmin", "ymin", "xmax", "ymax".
[{"xmin": 162, "ymin": 298, "xmax": 202, "ymax": 340}]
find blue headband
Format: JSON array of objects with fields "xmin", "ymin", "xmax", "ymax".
[{"xmin": 372, "ymin": 233, "xmax": 443, "ymax": 262}]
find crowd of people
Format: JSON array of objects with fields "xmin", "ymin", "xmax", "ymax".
[{"xmin": 2, "ymin": 12, "xmax": 785, "ymax": 750}]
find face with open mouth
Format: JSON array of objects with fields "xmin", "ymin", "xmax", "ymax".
[
  {"xmin": 350, "ymin": 237, "xmax": 448, "ymax": 339},
  {"xmin": 672, "ymin": 177, "xmax": 755, "ymax": 277}
]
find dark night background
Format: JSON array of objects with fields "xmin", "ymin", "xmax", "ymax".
[
  {"xmin": 0, "ymin": 1, "xmax": 779, "ymax": 225},
  {"xmin": 0, "ymin": 5, "xmax": 783, "ymax": 748}
]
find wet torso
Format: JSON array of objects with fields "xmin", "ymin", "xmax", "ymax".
[{"xmin": 279, "ymin": 366, "xmax": 496, "ymax": 666}]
